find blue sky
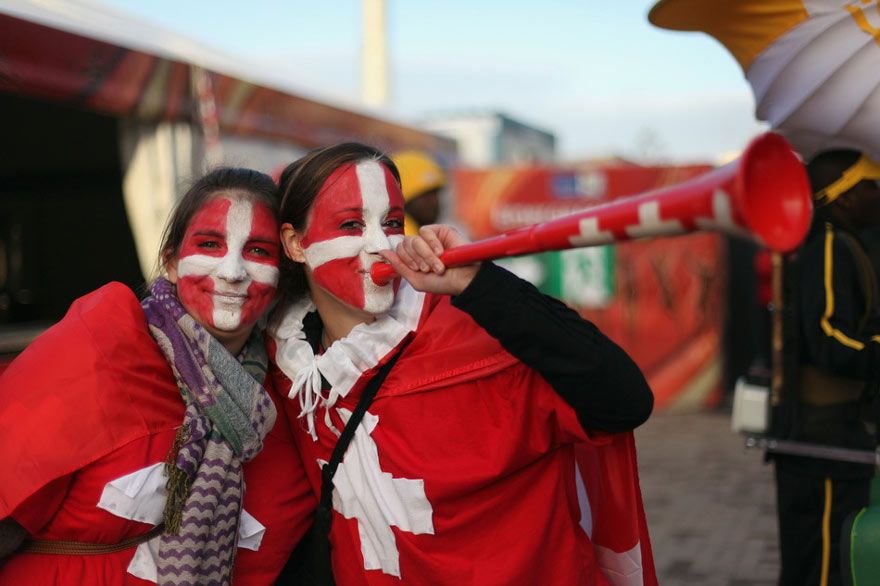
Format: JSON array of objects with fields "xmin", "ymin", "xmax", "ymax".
[{"xmin": 101, "ymin": 0, "xmax": 768, "ymax": 163}]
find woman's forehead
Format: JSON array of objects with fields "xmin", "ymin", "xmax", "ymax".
[
  {"xmin": 189, "ymin": 196, "xmax": 233, "ymax": 227},
  {"xmin": 314, "ymin": 160, "xmax": 402, "ymax": 212},
  {"xmin": 188, "ymin": 194, "xmax": 277, "ymax": 232}
]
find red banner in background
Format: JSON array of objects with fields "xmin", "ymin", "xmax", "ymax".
[
  {"xmin": 452, "ymin": 162, "xmax": 724, "ymax": 411},
  {"xmin": 454, "ymin": 162, "xmax": 710, "ymax": 239}
]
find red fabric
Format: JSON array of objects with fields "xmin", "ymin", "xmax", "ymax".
[
  {"xmin": 754, "ymin": 249, "xmax": 774, "ymax": 307},
  {"xmin": 0, "ymin": 283, "xmax": 315, "ymax": 585},
  {"xmin": 272, "ymin": 294, "xmax": 655, "ymax": 585},
  {"xmin": 11, "ymin": 476, "xmax": 72, "ymax": 536},
  {"xmin": 576, "ymin": 434, "xmax": 659, "ymax": 586}
]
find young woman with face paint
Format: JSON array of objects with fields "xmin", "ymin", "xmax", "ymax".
[
  {"xmin": 0, "ymin": 168, "xmax": 315, "ymax": 585},
  {"xmin": 270, "ymin": 143, "xmax": 657, "ymax": 585}
]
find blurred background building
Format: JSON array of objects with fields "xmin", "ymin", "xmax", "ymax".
[{"xmin": 421, "ymin": 111, "xmax": 556, "ymax": 167}]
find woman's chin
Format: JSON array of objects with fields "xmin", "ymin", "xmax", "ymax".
[{"xmin": 361, "ymin": 289, "xmax": 395, "ymax": 315}]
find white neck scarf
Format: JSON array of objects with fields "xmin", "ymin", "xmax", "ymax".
[{"xmin": 270, "ymin": 282, "xmax": 425, "ymax": 440}]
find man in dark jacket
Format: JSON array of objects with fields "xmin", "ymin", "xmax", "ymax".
[{"xmin": 774, "ymin": 149, "xmax": 880, "ymax": 586}]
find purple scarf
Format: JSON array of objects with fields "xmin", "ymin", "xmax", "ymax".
[{"xmin": 142, "ymin": 278, "xmax": 276, "ymax": 586}]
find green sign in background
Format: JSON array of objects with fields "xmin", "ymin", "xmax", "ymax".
[{"xmin": 496, "ymin": 246, "xmax": 615, "ymax": 308}]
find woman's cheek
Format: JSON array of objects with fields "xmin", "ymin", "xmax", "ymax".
[
  {"xmin": 239, "ymin": 280, "xmax": 278, "ymax": 326},
  {"xmin": 177, "ymin": 274, "xmax": 217, "ymax": 328},
  {"xmin": 312, "ymin": 258, "xmax": 366, "ymax": 310}
]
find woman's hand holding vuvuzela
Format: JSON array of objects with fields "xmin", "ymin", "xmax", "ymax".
[{"xmin": 379, "ymin": 224, "xmax": 479, "ymax": 296}]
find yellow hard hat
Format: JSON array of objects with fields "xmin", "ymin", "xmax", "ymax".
[{"xmin": 392, "ymin": 150, "xmax": 446, "ymax": 202}]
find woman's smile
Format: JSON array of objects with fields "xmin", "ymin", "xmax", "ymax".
[{"xmin": 213, "ymin": 290, "xmax": 248, "ymax": 305}]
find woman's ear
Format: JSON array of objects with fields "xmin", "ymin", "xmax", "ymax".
[
  {"xmin": 280, "ymin": 223, "xmax": 306, "ymax": 263},
  {"xmin": 164, "ymin": 258, "xmax": 177, "ymax": 285},
  {"xmin": 163, "ymin": 251, "xmax": 179, "ymax": 284}
]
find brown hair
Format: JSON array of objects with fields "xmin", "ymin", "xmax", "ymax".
[
  {"xmin": 276, "ymin": 142, "xmax": 400, "ymax": 304},
  {"xmin": 157, "ymin": 167, "xmax": 278, "ymax": 274}
]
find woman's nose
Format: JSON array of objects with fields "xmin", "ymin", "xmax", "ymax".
[
  {"xmin": 363, "ymin": 226, "xmax": 391, "ymax": 254},
  {"xmin": 216, "ymin": 252, "xmax": 248, "ymax": 281}
]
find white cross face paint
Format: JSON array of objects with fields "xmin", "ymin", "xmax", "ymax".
[
  {"xmin": 175, "ymin": 195, "xmax": 280, "ymax": 336},
  {"xmin": 299, "ymin": 160, "xmax": 405, "ymax": 315}
]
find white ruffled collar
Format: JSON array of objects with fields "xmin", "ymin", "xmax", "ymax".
[{"xmin": 270, "ymin": 282, "xmax": 425, "ymax": 440}]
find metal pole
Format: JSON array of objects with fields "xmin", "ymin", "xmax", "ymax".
[
  {"xmin": 362, "ymin": 0, "xmax": 389, "ymax": 108},
  {"xmin": 746, "ymin": 436, "xmax": 880, "ymax": 467}
]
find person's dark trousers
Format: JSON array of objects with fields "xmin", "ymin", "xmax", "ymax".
[{"xmin": 775, "ymin": 464, "xmax": 870, "ymax": 586}]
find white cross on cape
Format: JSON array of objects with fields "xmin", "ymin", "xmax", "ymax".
[{"xmin": 322, "ymin": 408, "xmax": 435, "ymax": 578}]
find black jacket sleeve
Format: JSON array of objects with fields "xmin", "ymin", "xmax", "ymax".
[
  {"xmin": 451, "ymin": 262, "xmax": 653, "ymax": 432},
  {"xmin": 798, "ymin": 225, "xmax": 880, "ymax": 381}
]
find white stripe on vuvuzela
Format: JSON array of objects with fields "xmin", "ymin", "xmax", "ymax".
[
  {"xmin": 693, "ymin": 188, "xmax": 751, "ymax": 241},
  {"xmin": 625, "ymin": 201, "xmax": 683, "ymax": 239}
]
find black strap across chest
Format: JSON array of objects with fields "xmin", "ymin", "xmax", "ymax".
[{"xmin": 318, "ymin": 339, "xmax": 410, "ymax": 521}]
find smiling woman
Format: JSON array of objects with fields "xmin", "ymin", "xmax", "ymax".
[
  {"xmin": 269, "ymin": 143, "xmax": 656, "ymax": 585},
  {"xmin": 0, "ymin": 167, "xmax": 314, "ymax": 585},
  {"xmin": 163, "ymin": 187, "xmax": 281, "ymax": 354},
  {"xmin": 284, "ymin": 158, "xmax": 406, "ymax": 317}
]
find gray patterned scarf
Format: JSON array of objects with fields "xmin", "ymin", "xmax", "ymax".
[{"xmin": 142, "ymin": 278, "xmax": 277, "ymax": 586}]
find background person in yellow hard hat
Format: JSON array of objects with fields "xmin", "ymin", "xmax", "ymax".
[{"xmin": 392, "ymin": 150, "xmax": 447, "ymax": 235}]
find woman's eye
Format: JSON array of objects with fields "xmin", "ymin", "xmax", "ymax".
[
  {"xmin": 383, "ymin": 218, "xmax": 404, "ymax": 229},
  {"xmin": 247, "ymin": 246, "xmax": 270, "ymax": 257},
  {"xmin": 198, "ymin": 240, "xmax": 221, "ymax": 249},
  {"xmin": 340, "ymin": 220, "xmax": 364, "ymax": 230}
]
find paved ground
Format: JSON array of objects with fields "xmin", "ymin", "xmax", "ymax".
[{"xmin": 635, "ymin": 408, "xmax": 780, "ymax": 586}]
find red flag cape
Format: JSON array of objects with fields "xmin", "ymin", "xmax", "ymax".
[
  {"xmin": 0, "ymin": 282, "xmax": 181, "ymax": 517},
  {"xmin": 274, "ymin": 288, "xmax": 657, "ymax": 585},
  {"xmin": 0, "ymin": 283, "xmax": 317, "ymax": 585}
]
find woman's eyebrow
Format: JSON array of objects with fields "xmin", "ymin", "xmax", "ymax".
[{"xmin": 248, "ymin": 235, "xmax": 278, "ymax": 244}]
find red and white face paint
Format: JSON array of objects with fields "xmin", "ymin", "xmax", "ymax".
[
  {"xmin": 175, "ymin": 195, "xmax": 280, "ymax": 336},
  {"xmin": 300, "ymin": 160, "xmax": 405, "ymax": 315}
]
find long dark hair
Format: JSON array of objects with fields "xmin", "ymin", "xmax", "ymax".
[
  {"xmin": 157, "ymin": 167, "xmax": 278, "ymax": 275},
  {"xmin": 275, "ymin": 142, "xmax": 400, "ymax": 306}
]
